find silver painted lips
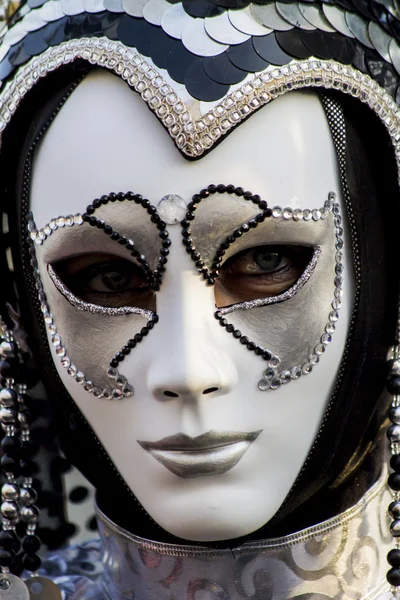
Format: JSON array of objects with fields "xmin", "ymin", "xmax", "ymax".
[{"xmin": 138, "ymin": 430, "xmax": 262, "ymax": 478}]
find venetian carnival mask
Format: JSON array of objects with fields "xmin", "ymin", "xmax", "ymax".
[
  {"xmin": 27, "ymin": 75, "xmax": 354, "ymax": 541},
  {"xmin": 0, "ymin": 0, "xmax": 400, "ymax": 591}
]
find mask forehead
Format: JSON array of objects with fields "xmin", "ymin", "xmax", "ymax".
[{"xmin": 31, "ymin": 70, "xmax": 340, "ymax": 230}]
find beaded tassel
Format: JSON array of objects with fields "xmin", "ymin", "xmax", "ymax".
[
  {"xmin": 0, "ymin": 325, "xmax": 41, "ymax": 577},
  {"xmin": 386, "ymin": 345, "xmax": 400, "ymax": 594}
]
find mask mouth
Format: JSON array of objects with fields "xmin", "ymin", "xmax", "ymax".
[
  {"xmin": 138, "ymin": 429, "xmax": 263, "ymax": 478},
  {"xmin": 138, "ymin": 429, "xmax": 262, "ymax": 451}
]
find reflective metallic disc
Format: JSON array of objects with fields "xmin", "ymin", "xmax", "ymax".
[
  {"xmin": 345, "ymin": 12, "xmax": 374, "ymax": 48},
  {"xmin": 142, "ymin": 0, "xmax": 169, "ymax": 26},
  {"xmin": 60, "ymin": 0, "xmax": 85, "ymax": 16},
  {"xmin": 228, "ymin": 6, "xmax": 271, "ymax": 36},
  {"xmin": 298, "ymin": 4, "xmax": 336, "ymax": 33},
  {"xmin": 369, "ymin": 21, "xmax": 391, "ymax": 62},
  {"xmin": 26, "ymin": 577, "xmax": 62, "ymax": 600},
  {"xmin": 83, "ymin": 0, "xmax": 105, "ymax": 13},
  {"xmin": 250, "ymin": 4, "xmax": 292, "ymax": 32},
  {"xmin": 161, "ymin": 3, "xmax": 190, "ymax": 39},
  {"xmin": 122, "ymin": 0, "xmax": 147, "ymax": 18},
  {"xmin": 21, "ymin": 11, "xmax": 47, "ymax": 33},
  {"xmin": 390, "ymin": 37, "xmax": 400, "ymax": 76},
  {"xmin": 205, "ymin": 12, "xmax": 250, "ymax": 45},
  {"xmin": 0, "ymin": 575, "xmax": 29, "ymax": 600},
  {"xmin": 39, "ymin": 0, "xmax": 65, "ymax": 22},
  {"xmin": 276, "ymin": 3, "xmax": 316, "ymax": 30},
  {"xmin": 182, "ymin": 17, "xmax": 227, "ymax": 57},
  {"xmin": 322, "ymin": 5, "xmax": 354, "ymax": 38}
]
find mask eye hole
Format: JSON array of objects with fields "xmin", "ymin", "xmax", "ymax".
[
  {"xmin": 214, "ymin": 244, "xmax": 314, "ymax": 308},
  {"xmin": 52, "ymin": 253, "xmax": 157, "ymax": 312}
]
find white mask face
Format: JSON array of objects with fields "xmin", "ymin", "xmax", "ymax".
[{"xmin": 29, "ymin": 71, "xmax": 354, "ymax": 541}]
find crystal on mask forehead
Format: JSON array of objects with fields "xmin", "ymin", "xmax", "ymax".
[{"xmin": 157, "ymin": 194, "xmax": 188, "ymax": 225}]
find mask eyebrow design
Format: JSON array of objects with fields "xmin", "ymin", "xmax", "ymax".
[
  {"xmin": 183, "ymin": 187, "xmax": 335, "ymax": 288},
  {"xmin": 27, "ymin": 190, "xmax": 170, "ymax": 291}
]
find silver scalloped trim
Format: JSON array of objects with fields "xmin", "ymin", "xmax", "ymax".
[
  {"xmin": 0, "ymin": 39, "xmax": 399, "ymax": 164},
  {"xmin": 47, "ymin": 264, "xmax": 154, "ymax": 318}
]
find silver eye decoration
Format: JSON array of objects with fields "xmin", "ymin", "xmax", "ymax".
[
  {"xmin": 26, "ymin": 190, "xmax": 170, "ymax": 400},
  {"xmin": 181, "ymin": 186, "xmax": 343, "ymax": 391}
]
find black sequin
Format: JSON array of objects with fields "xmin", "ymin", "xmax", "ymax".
[
  {"xmin": 183, "ymin": 0, "xmax": 217, "ymax": 18},
  {"xmin": 24, "ymin": 29, "xmax": 49, "ymax": 57},
  {"xmin": 43, "ymin": 17, "xmax": 68, "ymax": 47},
  {"xmin": 203, "ymin": 52, "xmax": 248, "ymax": 85},
  {"xmin": 83, "ymin": 12, "xmax": 106, "ymax": 37},
  {"xmin": 275, "ymin": 30, "xmax": 311, "ymax": 60},
  {"xmin": 64, "ymin": 14, "xmax": 87, "ymax": 41},
  {"xmin": 8, "ymin": 40, "xmax": 31, "ymax": 67},
  {"xmin": 185, "ymin": 60, "xmax": 230, "ymax": 101},
  {"xmin": 102, "ymin": 12, "xmax": 123, "ymax": 41},
  {"xmin": 325, "ymin": 33, "xmax": 355, "ymax": 65},
  {"xmin": 0, "ymin": 58, "xmax": 14, "ymax": 81},
  {"xmin": 227, "ymin": 38, "xmax": 269, "ymax": 72},
  {"xmin": 299, "ymin": 30, "xmax": 333, "ymax": 60},
  {"xmin": 166, "ymin": 42, "xmax": 200, "ymax": 85},
  {"xmin": 252, "ymin": 34, "xmax": 292, "ymax": 66}
]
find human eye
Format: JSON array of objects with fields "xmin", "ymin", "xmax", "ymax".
[
  {"xmin": 52, "ymin": 253, "xmax": 156, "ymax": 311},
  {"xmin": 215, "ymin": 245, "xmax": 314, "ymax": 308}
]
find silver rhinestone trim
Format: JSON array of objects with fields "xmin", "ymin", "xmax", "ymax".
[
  {"xmin": 47, "ymin": 264, "xmax": 154, "ymax": 319},
  {"xmin": 0, "ymin": 40, "xmax": 399, "ymax": 163},
  {"xmin": 27, "ymin": 213, "xmax": 83, "ymax": 245}
]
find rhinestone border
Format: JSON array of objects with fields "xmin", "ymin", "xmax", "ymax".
[{"xmin": 0, "ymin": 38, "xmax": 399, "ymax": 165}]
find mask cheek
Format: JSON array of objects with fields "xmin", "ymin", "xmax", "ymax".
[
  {"xmin": 220, "ymin": 242, "xmax": 336, "ymax": 373},
  {"xmin": 39, "ymin": 265, "xmax": 147, "ymax": 389}
]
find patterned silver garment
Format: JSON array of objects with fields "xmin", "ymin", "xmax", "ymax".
[{"xmin": 36, "ymin": 470, "xmax": 392, "ymax": 600}]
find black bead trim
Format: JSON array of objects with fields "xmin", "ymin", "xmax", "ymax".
[
  {"xmin": 83, "ymin": 191, "xmax": 169, "ymax": 289},
  {"xmin": 181, "ymin": 184, "xmax": 271, "ymax": 285},
  {"xmin": 109, "ymin": 317, "xmax": 159, "ymax": 368},
  {"xmin": 214, "ymin": 310, "xmax": 271, "ymax": 362}
]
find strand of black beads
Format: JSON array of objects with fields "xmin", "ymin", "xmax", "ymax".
[
  {"xmin": 386, "ymin": 345, "xmax": 400, "ymax": 595},
  {"xmin": 17, "ymin": 383, "xmax": 41, "ymax": 575},
  {"xmin": 181, "ymin": 184, "xmax": 272, "ymax": 286},
  {"xmin": 0, "ymin": 330, "xmax": 21, "ymax": 576},
  {"xmin": 83, "ymin": 192, "xmax": 169, "ymax": 290},
  {"xmin": 81, "ymin": 213, "xmax": 154, "ymax": 284},
  {"xmin": 214, "ymin": 311, "xmax": 272, "ymax": 362},
  {"xmin": 109, "ymin": 315, "xmax": 160, "ymax": 370}
]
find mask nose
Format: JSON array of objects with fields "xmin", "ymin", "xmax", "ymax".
[{"xmin": 146, "ymin": 228, "xmax": 238, "ymax": 402}]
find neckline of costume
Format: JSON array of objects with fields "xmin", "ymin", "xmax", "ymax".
[{"xmin": 94, "ymin": 468, "xmax": 391, "ymax": 600}]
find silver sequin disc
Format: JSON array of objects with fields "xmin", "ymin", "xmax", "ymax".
[
  {"xmin": 0, "ymin": 574, "xmax": 29, "ymax": 600},
  {"xmin": 157, "ymin": 194, "xmax": 187, "ymax": 225},
  {"xmin": 26, "ymin": 577, "xmax": 62, "ymax": 600}
]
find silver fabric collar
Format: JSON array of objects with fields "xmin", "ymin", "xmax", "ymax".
[{"xmin": 95, "ymin": 470, "xmax": 391, "ymax": 600}]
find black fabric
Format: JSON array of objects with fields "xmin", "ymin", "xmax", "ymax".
[{"xmin": 0, "ymin": 64, "xmax": 399, "ymax": 547}]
